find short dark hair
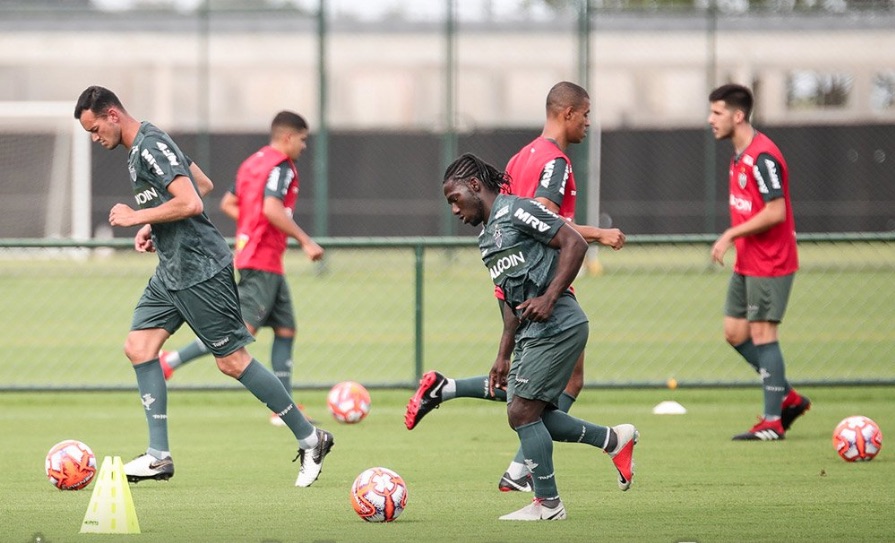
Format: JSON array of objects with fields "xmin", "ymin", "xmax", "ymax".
[
  {"xmin": 271, "ymin": 110, "xmax": 308, "ymax": 134},
  {"xmin": 709, "ymin": 83, "xmax": 753, "ymax": 120},
  {"xmin": 546, "ymin": 81, "xmax": 589, "ymax": 114},
  {"xmin": 443, "ymin": 153, "xmax": 511, "ymax": 193},
  {"xmin": 74, "ymin": 86, "xmax": 124, "ymax": 120}
]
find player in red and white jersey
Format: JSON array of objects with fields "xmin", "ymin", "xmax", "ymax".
[
  {"xmin": 161, "ymin": 111, "xmax": 324, "ymax": 428},
  {"xmin": 709, "ymin": 83, "xmax": 811, "ymax": 441}
]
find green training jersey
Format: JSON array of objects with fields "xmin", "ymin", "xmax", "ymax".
[
  {"xmin": 479, "ymin": 193, "xmax": 588, "ymax": 340},
  {"xmin": 127, "ymin": 122, "xmax": 232, "ymax": 290}
]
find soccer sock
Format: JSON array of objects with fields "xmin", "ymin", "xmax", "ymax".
[
  {"xmin": 557, "ymin": 391, "xmax": 576, "ymax": 413},
  {"xmin": 452, "ymin": 376, "xmax": 507, "ymax": 401},
  {"xmin": 733, "ymin": 339, "xmax": 761, "ymax": 374},
  {"xmin": 133, "ymin": 359, "xmax": 169, "ymax": 455},
  {"xmin": 508, "ymin": 392, "xmax": 578, "ymax": 474},
  {"xmin": 756, "ymin": 341, "xmax": 787, "ymax": 419},
  {"xmin": 168, "ymin": 338, "xmax": 210, "ymax": 370},
  {"xmin": 736, "ymin": 338, "xmax": 792, "ymax": 396},
  {"xmin": 541, "ymin": 408, "xmax": 611, "ymax": 449},
  {"xmin": 271, "ymin": 335, "xmax": 294, "ymax": 394},
  {"xmin": 515, "ymin": 420, "xmax": 558, "ymax": 500},
  {"xmin": 237, "ymin": 359, "xmax": 315, "ymax": 443}
]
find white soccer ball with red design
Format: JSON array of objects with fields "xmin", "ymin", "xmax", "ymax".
[
  {"xmin": 45, "ymin": 440, "xmax": 97, "ymax": 490},
  {"xmin": 833, "ymin": 415, "xmax": 883, "ymax": 462},
  {"xmin": 351, "ymin": 466, "xmax": 408, "ymax": 522},
  {"xmin": 327, "ymin": 381, "xmax": 371, "ymax": 423}
]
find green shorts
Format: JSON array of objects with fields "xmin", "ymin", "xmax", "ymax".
[
  {"xmin": 725, "ymin": 272, "xmax": 795, "ymax": 323},
  {"xmin": 132, "ymin": 264, "xmax": 254, "ymax": 357},
  {"xmin": 237, "ymin": 269, "xmax": 296, "ymax": 330},
  {"xmin": 507, "ymin": 322, "xmax": 589, "ymax": 406}
]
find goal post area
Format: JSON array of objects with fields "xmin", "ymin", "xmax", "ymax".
[{"xmin": 0, "ymin": 101, "xmax": 91, "ymax": 240}]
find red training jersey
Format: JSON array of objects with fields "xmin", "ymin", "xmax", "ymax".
[
  {"xmin": 232, "ymin": 145, "xmax": 299, "ymax": 275},
  {"xmin": 728, "ymin": 131, "xmax": 798, "ymax": 277},
  {"xmin": 504, "ymin": 136, "xmax": 577, "ymax": 220}
]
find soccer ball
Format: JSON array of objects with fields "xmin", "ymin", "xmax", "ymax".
[
  {"xmin": 327, "ymin": 381, "xmax": 371, "ymax": 423},
  {"xmin": 45, "ymin": 440, "xmax": 97, "ymax": 490},
  {"xmin": 832, "ymin": 416, "xmax": 883, "ymax": 462},
  {"xmin": 350, "ymin": 467, "xmax": 408, "ymax": 522}
]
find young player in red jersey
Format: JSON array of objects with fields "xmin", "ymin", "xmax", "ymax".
[
  {"xmin": 160, "ymin": 111, "xmax": 324, "ymax": 430},
  {"xmin": 708, "ymin": 83, "xmax": 811, "ymax": 441}
]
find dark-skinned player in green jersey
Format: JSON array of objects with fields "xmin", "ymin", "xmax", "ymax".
[
  {"xmin": 438, "ymin": 152, "xmax": 637, "ymax": 520},
  {"xmin": 74, "ymin": 86, "xmax": 332, "ymax": 487},
  {"xmin": 406, "ymin": 82, "xmax": 626, "ymax": 493}
]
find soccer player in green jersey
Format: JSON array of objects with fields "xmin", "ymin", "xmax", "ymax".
[
  {"xmin": 74, "ymin": 86, "xmax": 333, "ymax": 487},
  {"xmin": 439, "ymin": 152, "xmax": 638, "ymax": 520}
]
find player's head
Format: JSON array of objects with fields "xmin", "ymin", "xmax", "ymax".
[
  {"xmin": 74, "ymin": 86, "xmax": 128, "ymax": 150},
  {"xmin": 442, "ymin": 153, "xmax": 509, "ymax": 227},
  {"xmin": 708, "ymin": 83, "xmax": 753, "ymax": 140},
  {"xmin": 270, "ymin": 110, "xmax": 309, "ymax": 160},
  {"xmin": 546, "ymin": 81, "xmax": 591, "ymax": 144}
]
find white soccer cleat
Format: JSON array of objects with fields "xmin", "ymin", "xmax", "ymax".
[
  {"xmin": 499, "ymin": 498, "xmax": 567, "ymax": 521},
  {"xmin": 294, "ymin": 429, "xmax": 334, "ymax": 487},
  {"xmin": 124, "ymin": 453, "xmax": 174, "ymax": 483}
]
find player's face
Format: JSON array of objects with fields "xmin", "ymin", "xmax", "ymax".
[
  {"xmin": 78, "ymin": 109, "xmax": 122, "ymax": 150},
  {"xmin": 566, "ymin": 99, "xmax": 591, "ymax": 144},
  {"xmin": 708, "ymin": 101, "xmax": 735, "ymax": 140},
  {"xmin": 443, "ymin": 178, "xmax": 486, "ymax": 226},
  {"xmin": 286, "ymin": 129, "xmax": 309, "ymax": 160}
]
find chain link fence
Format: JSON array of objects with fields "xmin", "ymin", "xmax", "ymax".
[{"xmin": 1, "ymin": 235, "xmax": 893, "ymax": 390}]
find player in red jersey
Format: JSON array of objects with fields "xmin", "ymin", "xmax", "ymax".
[
  {"xmin": 708, "ymin": 83, "xmax": 811, "ymax": 441},
  {"xmin": 161, "ymin": 111, "xmax": 324, "ymax": 428},
  {"xmin": 406, "ymin": 82, "xmax": 627, "ymax": 493}
]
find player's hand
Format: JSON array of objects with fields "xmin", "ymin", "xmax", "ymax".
[
  {"xmin": 599, "ymin": 228, "xmax": 626, "ymax": 250},
  {"xmin": 109, "ymin": 203, "xmax": 139, "ymax": 228},
  {"xmin": 302, "ymin": 240, "xmax": 325, "ymax": 262},
  {"xmin": 711, "ymin": 234, "xmax": 733, "ymax": 265},
  {"xmin": 488, "ymin": 358, "xmax": 509, "ymax": 397},
  {"xmin": 516, "ymin": 295, "xmax": 556, "ymax": 322},
  {"xmin": 134, "ymin": 224, "xmax": 155, "ymax": 253}
]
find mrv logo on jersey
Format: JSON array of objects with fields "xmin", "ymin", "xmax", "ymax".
[{"xmin": 513, "ymin": 207, "xmax": 552, "ymax": 233}]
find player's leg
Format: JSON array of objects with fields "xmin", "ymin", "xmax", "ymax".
[
  {"xmin": 183, "ymin": 264, "xmax": 333, "ymax": 486},
  {"xmin": 501, "ymin": 352, "xmax": 582, "ymax": 492},
  {"xmin": 158, "ymin": 338, "xmax": 210, "ymax": 379},
  {"xmin": 123, "ymin": 275, "xmax": 181, "ymax": 482},
  {"xmin": 732, "ymin": 274, "xmax": 803, "ymax": 440}
]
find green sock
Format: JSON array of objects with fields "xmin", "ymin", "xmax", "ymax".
[
  {"xmin": 168, "ymin": 338, "xmax": 210, "ymax": 370},
  {"xmin": 515, "ymin": 420, "xmax": 558, "ymax": 499},
  {"xmin": 238, "ymin": 359, "xmax": 314, "ymax": 442},
  {"xmin": 757, "ymin": 341, "xmax": 787, "ymax": 418},
  {"xmin": 133, "ymin": 359, "xmax": 169, "ymax": 453},
  {"xmin": 508, "ymin": 392, "xmax": 578, "ymax": 471},
  {"xmin": 542, "ymin": 408, "xmax": 610, "ymax": 448},
  {"xmin": 271, "ymin": 335, "xmax": 294, "ymax": 394},
  {"xmin": 453, "ymin": 376, "xmax": 507, "ymax": 401}
]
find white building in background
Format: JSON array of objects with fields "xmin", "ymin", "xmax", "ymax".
[{"xmin": 0, "ymin": 7, "xmax": 892, "ymax": 132}]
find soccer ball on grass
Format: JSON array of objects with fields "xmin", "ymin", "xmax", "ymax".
[
  {"xmin": 832, "ymin": 415, "xmax": 882, "ymax": 462},
  {"xmin": 327, "ymin": 380, "xmax": 371, "ymax": 423},
  {"xmin": 350, "ymin": 467, "xmax": 408, "ymax": 522},
  {"xmin": 45, "ymin": 439, "xmax": 97, "ymax": 490}
]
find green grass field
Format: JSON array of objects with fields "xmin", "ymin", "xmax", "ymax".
[
  {"xmin": 3, "ymin": 386, "xmax": 893, "ymax": 542},
  {"xmin": 1, "ymin": 242, "xmax": 894, "ymax": 389}
]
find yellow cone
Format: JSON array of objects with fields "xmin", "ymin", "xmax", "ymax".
[{"xmin": 80, "ymin": 456, "xmax": 141, "ymax": 534}]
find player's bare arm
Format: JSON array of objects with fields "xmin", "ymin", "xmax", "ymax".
[
  {"xmin": 133, "ymin": 224, "xmax": 155, "ymax": 253},
  {"xmin": 189, "ymin": 162, "xmax": 214, "ymax": 197},
  {"xmin": 516, "ymin": 223, "xmax": 588, "ymax": 322},
  {"xmin": 220, "ymin": 191, "xmax": 239, "ymax": 221},
  {"xmin": 489, "ymin": 301, "xmax": 519, "ymax": 396},
  {"xmin": 711, "ymin": 197, "xmax": 787, "ymax": 265},
  {"xmin": 109, "ymin": 176, "xmax": 204, "ymax": 228},
  {"xmin": 262, "ymin": 196, "xmax": 324, "ymax": 262},
  {"xmin": 534, "ymin": 196, "xmax": 625, "ymax": 250}
]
